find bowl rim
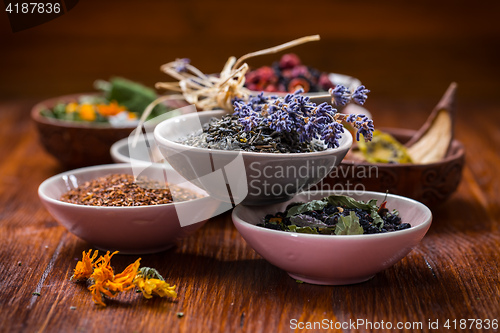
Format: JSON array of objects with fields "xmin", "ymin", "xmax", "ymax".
[
  {"xmin": 342, "ymin": 127, "xmax": 465, "ymax": 168},
  {"xmin": 38, "ymin": 163, "xmax": 209, "ymax": 210},
  {"xmin": 232, "ymin": 190, "xmax": 432, "ymax": 239},
  {"xmin": 154, "ymin": 109, "xmax": 353, "ymax": 158}
]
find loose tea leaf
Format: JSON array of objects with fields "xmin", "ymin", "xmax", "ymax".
[
  {"xmin": 289, "ymin": 214, "xmax": 328, "ymax": 227},
  {"xmin": 287, "ymin": 200, "xmax": 329, "ymax": 217},
  {"xmin": 335, "ymin": 211, "xmax": 364, "ymax": 235},
  {"xmin": 60, "ymin": 174, "xmax": 201, "ymax": 207},
  {"xmin": 287, "ymin": 225, "xmax": 319, "ymax": 234},
  {"xmin": 258, "ymin": 194, "xmax": 408, "ymax": 235},
  {"xmin": 327, "ymin": 195, "xmax": 384, "ymax": 229}
]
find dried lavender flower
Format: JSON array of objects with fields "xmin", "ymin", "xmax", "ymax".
[
  {"xmin": 351, "ymin": 85, "xmax": 370, "ymax": 105},
  {"xmin": 231, "ymin": 90, "xmax": 374, "ymax": 149},
  {"xmin": 329, "ymin": 85, "xmax": 351, "ymax": 106},
  {"xmin": 173, "ymin": 58, "xmax": 190, "ymax": 73},
  {"xmin": 329, "ymin": 85, "xmax": 370, "ymax": 106}
]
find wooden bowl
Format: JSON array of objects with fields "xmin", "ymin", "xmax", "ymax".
[
  {"xmin": 317, "ymin": 128, "xmax": 465, "ymax": 207},
  {"xmin": 31, "ymin": 94, "xmax": 186, "ymax": 169}
]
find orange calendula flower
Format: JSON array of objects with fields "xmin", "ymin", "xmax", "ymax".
[
  {"xmin": 96, "ymin": 101, "xmax": 127, "ymax": 117},
  {"xmin": 71, "ymin": 250, "xmax": 175, "ymax": 307},
  {"xmin": 79, "ymin": 104, "xmax": 96, "ymax": 121},
  {"xmin": 71, "ymin": 249, "xmax": 99, "ymax": 282},
  {"xmin": 88, "ymin": 252, "xmax": 140, "ymax": 307}
]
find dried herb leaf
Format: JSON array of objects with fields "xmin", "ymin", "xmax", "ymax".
[
  {"xmin": 335, "ymin": 211, "xmax": 364, "ymax": 235},
  {"xmin": 289, "ymin": 214, "xmax": 328, "ymax": 228},
  {"xmin": 326, "ymin": 195, "xmax": 372, "ymax": 210},
  {"xmin": 286, "ymin": 200, "xmax": 328, "ymax": 217},
  {"xmin": 287, "ymin": 225, "xmax": 319, "ymax": 234},
  {"xmin": 357, "ymin": 130, "xmax": 413, "ymax": 163},
  {"xmin": 327, "ymin": 195, "xmax": 384, "ymax": 229}
]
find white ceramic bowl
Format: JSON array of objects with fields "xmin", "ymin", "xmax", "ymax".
[
  {"xmin": 154, "ymin": 110, "xmax": 353, "ymax": 205},
  {"xmin": 111, "ymin": 133, "xmax": 168, "ymax": 166},
  {"xmin": 232, "ymin": 190, "xmax": 432, "ymax": 285},
  {"xmin": 38, "ymin": 164, "xmax": 220, "ymax": 254}
]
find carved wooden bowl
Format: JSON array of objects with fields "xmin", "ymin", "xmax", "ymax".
[
  {"xmin": 317, "ymin": 128, "xmax": 465, "ymax": 207},
  {"xmin": 31, "ymin": 94, "xmax": 185, "ymax": 169}
]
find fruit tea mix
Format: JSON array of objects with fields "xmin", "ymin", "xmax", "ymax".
[
  {"xmin": 245, "ymin": 53, "xmax": 336, "ymax": 93},
  {"xmin": 259, "ymin": 195, "xmax": 410, "ymax": 235},
  {"xmin": 60, "ymin": 174, "xmax": 201, "ymax": 207}
]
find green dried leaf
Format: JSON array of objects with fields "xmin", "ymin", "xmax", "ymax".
[
  {"xmin": 318, "ymin": 227, "xmax": 337, "ymax": 235},
  {"xmin": 326, "ymin": 195, "xmax": 374, "ymax": 210},
  {"xmin": 287, "ymin": 225, "xmax": 319, "ymax": 234},
  {"xmin": 335, "ymin": 211, "xmax": 364, "ymax": 235},
  {"xmin": 286, "ymin": 200, "xmax": 328, "ymax": 217},
  {"xmin": 327, "ymin": 195, "xmax": 385, "ymax": 230}
]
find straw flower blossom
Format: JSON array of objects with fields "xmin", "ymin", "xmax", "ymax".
[{"xmin": 71, "ymin": 249, "xmax": 176, "ymax": 307}]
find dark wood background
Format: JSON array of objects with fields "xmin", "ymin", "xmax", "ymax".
[
  {"xmin": 1, "ymin": 1, "xmax": 499, "ymax": 332},
  {"xmin": 1, "ymin": 0, "xmax": 499, "ymax": 103}
]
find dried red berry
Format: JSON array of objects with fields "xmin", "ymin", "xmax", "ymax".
[
  {"xmin": 288, "ymin": 78, "xmax": 310, "ymax": 93},
  {"xmin": 279, "ymin": 53, "xmax": 301, "ymax": 69}
]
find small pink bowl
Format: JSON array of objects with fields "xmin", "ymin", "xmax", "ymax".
[
  {"xmin": 38, "ymin": 164, "xmax": 218, "ymax": 254},
  {"xmin": 232, "ymin": 190, "xmax": 432, "ymax": 285}
]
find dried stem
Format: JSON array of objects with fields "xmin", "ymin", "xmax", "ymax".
[{"xmin": 233, "ymin": 35, "xmax": 320, "ymax": 69}]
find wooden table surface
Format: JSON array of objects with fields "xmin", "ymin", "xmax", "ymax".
[{"xmin": 1, "ymin": 95, "xmax": 499, "ymax": 333}]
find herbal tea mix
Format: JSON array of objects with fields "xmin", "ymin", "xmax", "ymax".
[
  {"xmin": 60, "ymin": 174, "xmax": 200, "ymax": 207},
  {"xmin": 259, "ymin": 195, "xmax": 410, "ymax": 235},
  {"xmin": 181, "ymin": 89, "xmax": 373, "ymax": 153}
]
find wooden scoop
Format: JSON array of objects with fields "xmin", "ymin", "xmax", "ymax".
[{"xmin": 405, "ymin": 82, "xmax": 457, "ymax": 164}]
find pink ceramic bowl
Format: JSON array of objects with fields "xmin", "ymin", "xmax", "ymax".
[
  {"xmin": 38, "ymin": 164, "xmax": 218, "ymax": 254},
  {"xmin": 232, "ymin": 190, "xmax": 432, "ymax": 285}
]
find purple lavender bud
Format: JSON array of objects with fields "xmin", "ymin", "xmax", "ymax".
[
  {"xmin": 320, "ymin": 122, "xmax": 344, "ymax": 148},
  {"xmin": 329, "ymin": 85, "xmax": 350, "ymax": 106},
  {"xmin": 351, "ymin": 85, "xmax": 370, "ymax": 105},
  {"xmin": 269, "ymin": 110, "xmax": 292, "ymax": 132},
  {"xmin": 239, "ymin": 112, "xmax": 260, "ymax": 131},
  {"xmin": 346, "ymin": 114, "xmax": 357, "ymax": 123}
]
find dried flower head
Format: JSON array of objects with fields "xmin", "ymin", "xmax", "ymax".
[
  {"xmin": 71, "ymin": 249, "xmax": 99, "ymax": 282},
  {"xmin": 232, "ymin": 90, "xmax": 374, "ymax": 148},
  {"xmin": 87, "ymin": 251, "xmax": 140, "ymax": 306},
  {"xmin": 329, "ymin": 84, "xmax": 370, "ymax": 106},
  {"xmin": 133, "ymin": 267, "xmax": 177, "ymax": 300},
  {"xmin": 71, "ymin": 250, "xmax": 176, "ymax": 307}
]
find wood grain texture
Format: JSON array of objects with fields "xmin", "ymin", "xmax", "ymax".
[{"xmin": 0, "ymin": 98, "xmax": 499, "ymax": 333}]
